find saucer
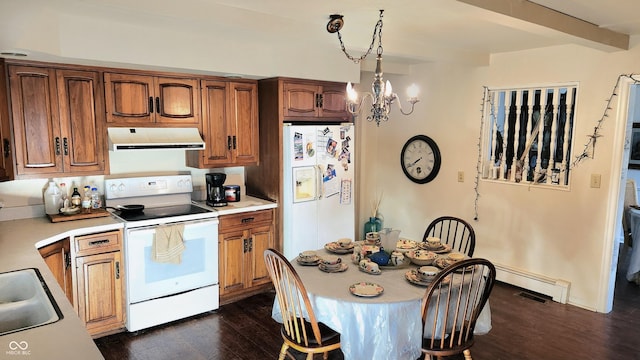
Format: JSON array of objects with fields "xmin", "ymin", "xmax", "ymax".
[
  {"xmin": 319, "ymin": 263, "xmax": 348, "ymax": 273},
  {"xmin": 296, "ymin": 256, "xmax": 320, "ymax": 266},
  {"xmin": 349, "ymin": 282, "xmax": 384, "ymax": 297},
  {"xmin": 59, "ymin": 207, "xmax": 80, "ymax": 215},
  {"xmin": 404, "ymin": 269, "xmax": 450, "ymax": 287}
]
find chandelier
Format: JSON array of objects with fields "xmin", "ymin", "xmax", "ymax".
[{"xmin": 327, "ymin": 10, "xmax": 419, "ymax": 126}]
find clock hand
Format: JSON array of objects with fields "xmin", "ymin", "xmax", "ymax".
[{"xmin": 407, "ymin": 157, "xmax": 422, "ymax": 168}]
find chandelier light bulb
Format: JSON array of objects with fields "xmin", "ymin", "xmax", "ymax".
[
  {"xmin": 407, "ymin": 84, "xmax": 419, "ymax": 100},
  {"xmin": 384, "ymin": 80, "xmax": 393, "ymax": 97},
  {"xmin": 346, "ymin": 82, "xmax": 358, "ymax": 102}
]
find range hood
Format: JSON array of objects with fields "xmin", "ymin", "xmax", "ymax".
[{"xmin": 107, "ymin": 127, "xmax": 205, "ymax": 151}]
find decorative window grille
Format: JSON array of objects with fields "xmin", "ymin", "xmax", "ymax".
[{"xmin": 483, "ymin": 84, "xmax": 577, "ymax": 186}]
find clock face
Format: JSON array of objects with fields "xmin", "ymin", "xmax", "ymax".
[{"xmin": 400, "ymin": 135, "xmax": 441, "ymax": 184}]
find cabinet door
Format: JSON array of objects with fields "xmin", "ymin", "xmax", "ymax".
[
  {"xmin": 0, "ymin": 60, "xmax": 14, "ymax": 181},
  {"xmin": 319, "ymin": 83, "xmax": 349, "ymax": 119},
  {"xmin": 155, "ymin": 77, "xmax": 200, "ymax": 125},
  {"xmin": 38, "ymin": 239, "xmax": 73, "ymax": 305},
  {"xmin": 9, "ymin": 65, "xmax": 63, "ymax": 175},
  {"xmin": 248, "ymin": 223, "xmax": 274, "ymax": 287},
  {"xmin": 104, "ymin": 73, "xmax": 155, "ymax": 124},
  {"xmin": 219, "ymin": 228, "xmax": 248, "ymax": 295},
  {"xmin": 199, "ymin": 80, "xmax": 233, "ymax": 166},
  {"xmin": 76, "ymin": 251, "xmax": 124, "ymax": 336},
  {"xmin": 283, "ymin": 82, "xmax": 319, "ymax": 118},
  {"xmin": 230, "ymin": 82, "xmax": 259, "ymax": 165},
  {"xmin": 56, "ymin": 69, "xmax": 107, "ymax": 174}
]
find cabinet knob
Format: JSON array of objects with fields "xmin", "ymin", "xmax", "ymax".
[
  {"xmin": 55, "ymin": 137, "xmax": 61, "ymax": 155},
  {"xmin": 63, "ymin": 137, "xmax": 68, "ymax": 156},
  {"xmin": 149, "ymin": 97, "xmax": 154, "ymax": 113},
  {"xmin": 227, "ymin": 136, "xmax": 232, "ymax": 150},
  {"xmin": 155, "ymin": 97, "xmax": 161, "ymax": 114},
  {"xmin": 115, "ymin": 261, "xmax": 120, "ymax": 279}
]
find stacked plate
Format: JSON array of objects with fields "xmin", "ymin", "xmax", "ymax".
[
  {"xmin": 296, "ymin": 255, "xmax": 320, "ymax": 266},
  {"xmin": 319, "ymin": 256, "xmax": 348, "ymax": 273},
  {"xmin": 325, "ymin": 241, "xmax": 355, "ymax": 254},
  {"xmin": 418, "ymin": 242, "xmax": 452, "ymax": 254}
]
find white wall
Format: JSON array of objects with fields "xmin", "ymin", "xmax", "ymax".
[{"xmin": 357, "ymin": 44, "xmax": 640, "ymax": 311}]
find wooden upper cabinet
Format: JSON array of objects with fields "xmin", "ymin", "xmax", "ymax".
[
  {"xmin": 8, "ymin": 65, "xmax": 107, "ymax": 177},
  {"xmin": 56, "ymin": 69, "xmax": 106, "ymax": 173},
  {"xmin": 9, "ymin": 65, "xmax": 63, "ymax": 175},
  {"xmin": 0, "ymin": 60, "xmax": 15, "ymax": 181},
  {"xmin": 104, "ymin": 72, "xmax": 200, "ymax": 126},
  {"xmin": 283, "ymin": 80, "xmax": 350, "ymax": 121},
  {"xmin": 186, "ymin": 79, "xmax": 258, "ymax": 168}
]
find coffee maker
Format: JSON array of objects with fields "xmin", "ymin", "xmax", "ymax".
[{"xmin": 205, "ymin": 172, "xmax": 227, "ymax": 207}]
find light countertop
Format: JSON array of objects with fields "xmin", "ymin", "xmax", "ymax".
[
  {"xmin": 0, "ymin": 216, "xmax": 123, "ymax": 360},
  {"xmin": 0, "ymin": 197, "xmax": 277, "ymax": 359}
]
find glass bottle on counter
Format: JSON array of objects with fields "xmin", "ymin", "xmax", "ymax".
[
  {"xmin": 71, "ymin": 187, "xmax": 82, "ymax": 208},
  {"xmin": 81, "ymin": 186, "xmax": 92, "ymax": 213},
  {"xmin": 59, "ymin": 182, "xmax": 68, "ymax": 208}
]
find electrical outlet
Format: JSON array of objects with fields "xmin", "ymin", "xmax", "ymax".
[
  {"xmin": 457, "ymin": 171, "xmax": 464, "ymax": 182},
  {"xmin": 590, "ymin": 174, "xmax": 601, "ymax": 188}
]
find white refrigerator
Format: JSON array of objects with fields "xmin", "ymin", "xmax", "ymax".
[{"xmin": 282, "ymin": 123, "xmax": 355, "ymax": 259}]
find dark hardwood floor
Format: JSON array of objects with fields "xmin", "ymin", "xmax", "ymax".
[{"xmin": 96, "ymin": 261, "xmax": 640, "ymax": 360}]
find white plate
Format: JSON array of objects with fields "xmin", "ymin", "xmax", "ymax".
[
  {"xmin": 296, "ymin": 257, "xmax": 320, "ymax": 266},
  {"xmin": 349, "ymin": 282, "xmax": 384, "ymax": 297},
  {"xmin": 59, "ymin": 207, "xmax": 80, "ymax": 215},
  {"xmin": 404, "ymin": 269, "xmax": 450, "ymax": 287}
]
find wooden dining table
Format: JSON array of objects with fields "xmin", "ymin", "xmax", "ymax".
[{"xmin": 271, "ymin": 247, "xmax": 492, "ymax": 360}]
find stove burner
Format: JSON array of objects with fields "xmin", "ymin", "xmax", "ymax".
[{"xmin": 115, "ymin": 204, "xmax": 212, "ymax": 222}]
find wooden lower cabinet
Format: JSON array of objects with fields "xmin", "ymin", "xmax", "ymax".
[
  {"xmin": 38, "ymin": 238, "xmax": 73, "ymax": 305},
  {"xmin": 219, "ymin": 209, "xmax": 274, "ymax": 304},
  {"xmin": 75, "ymin": 251, "xmax": 124, "ymax": 337},
  {"xmin": 38, "ymin": 230, "xmax": 125, "ymax": 338}
]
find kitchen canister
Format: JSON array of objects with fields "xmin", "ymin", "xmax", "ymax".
[{"xmin": 224, "ymin": 185, "xmax": 241, "ymax": 202}]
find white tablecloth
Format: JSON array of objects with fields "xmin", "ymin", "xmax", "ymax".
[{"xmin": 271, "ymin": 249, "xmax": 492, "ymax": 360}]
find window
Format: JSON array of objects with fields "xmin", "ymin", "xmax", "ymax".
[{"xmin": 483, "ymin": 84, "xmax": 577, "ymax": 187}]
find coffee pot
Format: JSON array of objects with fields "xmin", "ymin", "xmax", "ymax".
[{"xmin": 206, "ymin": 173, "xmax": 227, "ymax": 207}]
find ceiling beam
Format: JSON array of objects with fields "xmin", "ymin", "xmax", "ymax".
[{"xmin": 457, "ymin": 0, "xmax": 629, "ymax": 51}]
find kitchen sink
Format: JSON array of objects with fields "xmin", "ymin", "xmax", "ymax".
[{"xmin": 0, "ymin": 268, "xmax": 63, "ymax": 336}]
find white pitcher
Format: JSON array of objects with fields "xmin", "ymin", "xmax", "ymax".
[{"xmin": 379, "ymin": 228, "xmax": 401, "ymax": 251}]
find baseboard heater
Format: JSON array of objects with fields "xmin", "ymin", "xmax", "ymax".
[{"xmin": 494, "ymin": 262, "xmax": 570, "ymax": 304}]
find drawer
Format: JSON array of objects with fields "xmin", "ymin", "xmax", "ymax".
[
  {"xmin": 219, "ymin": 209, "xmax": 273, "ymax": 231},
  {"xmin": 75, "ymin": 230, "xmax": 121, "ymax": 257}
]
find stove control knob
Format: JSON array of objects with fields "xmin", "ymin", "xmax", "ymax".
[
  {"xmin": 177, "ymin": 179, "xmax": 184, "ymax": 188},
  {"xmin": 184, "ymin": 179, "xmax": 191, "ymax": 188},
  {"xmin": 109, "ymin": 184, "xmax": 117, "ymax": 192},
  {"xmin": 118, "ymin": 183, "xmax": 125, "ymax": 192}
]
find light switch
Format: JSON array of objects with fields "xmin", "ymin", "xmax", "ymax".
[
  {"xmin": 457, "ymin": 171, "xmax": 464, "ymax": 183},
  {"xmin": 590, "ymin": 174, "xmax": 601, "ymax": 188}
]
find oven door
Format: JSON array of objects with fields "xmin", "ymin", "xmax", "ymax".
[{"xmin": 125, "ymin": 218, "xmax": 219, "ymax": 304}]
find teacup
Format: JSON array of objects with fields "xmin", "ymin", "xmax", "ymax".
[
  {"xmin": 338, "ymin": 238, "xmax": 353, "ymax": 248},
  {"xmin": 299, "ymin": 250, "xmax": 317, "ymax": 261},
  {"xmin": 321, "ymin": 255, "xmax": 341, "ymax": 265},
  {"xmin": 365, "ymin": 232, "xmax": 380, "ymax": 244},
  {"xmin": 390, "ymin": 251, "xmax": 405, "ymax": 266},
  {"xmin": 417, "ymin": 266, "xmax": 439, "ymax": 281},
  {"xmin": 426, "ymin": 236, "xmax": 441, "ymax": 248},
  {"xmin": 359, "ymin": 259, "xmax": 380, "ymax": 273}
]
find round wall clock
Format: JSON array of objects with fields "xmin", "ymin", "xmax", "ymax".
[{"xmin": 400, "ymin": 135, "xmax": 441, "ymax": 184}]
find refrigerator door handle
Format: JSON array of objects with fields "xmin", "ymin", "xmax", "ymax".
[{"xmin": 316, "ymin": 165, "xmax": 323, "ymax": 200}]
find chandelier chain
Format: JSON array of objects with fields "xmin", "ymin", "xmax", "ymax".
[{"xmin": 335, "ymin": 10, "xmax": 384, "ymax": 64}]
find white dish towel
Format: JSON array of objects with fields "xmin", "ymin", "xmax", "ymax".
[{"xmin": 152, "ymin": 224, "xmax": 186, "ymax": 264}]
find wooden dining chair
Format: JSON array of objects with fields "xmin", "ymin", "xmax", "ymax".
[
  {"xmin": 423, "ymin": 216, "xmax": 476, "ymax": 256},
  {"xmin": 263, "ymin": 248, "xmax": 341, "ymax": 360},
  {"xmin": 420, "ymin": 258, "xmax": 496, "ymax": 360}
]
